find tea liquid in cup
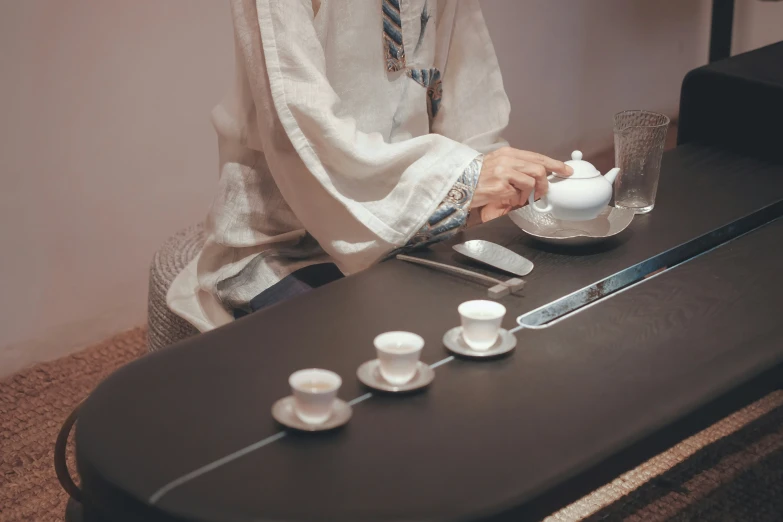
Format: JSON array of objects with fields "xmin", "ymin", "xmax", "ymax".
[
  {"xmin": 458, "ymin": 300, "xmax": 506, "ymax": 351},
  {"xmin": 373, "ymin": 331, "xmax": 424, "ymax": 385},
  {"xmin": 289, "ymin": 368, "xmax": 342, "ymax": 425}
]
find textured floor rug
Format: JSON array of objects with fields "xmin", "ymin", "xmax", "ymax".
[
  {"xmin": 0, "ymin": 328, "xmax": 147, "ymax": 522},
  {"xmin": 1, "ymin": 326, "xmax": 781, "ymax": 522}
]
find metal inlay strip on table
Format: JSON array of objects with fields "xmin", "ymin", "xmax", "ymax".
[
  {"xmin": 148, "ymin": 355, "xmax": 458, "ymax": 504},
  {"xmin": 515, "ymin": 200, "xmax": 783, "ymax": 330}
]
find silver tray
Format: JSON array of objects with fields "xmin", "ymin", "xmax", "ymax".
[{"xmin": 508, "ymin": 206, "xmax": 635, "ymax": 247}]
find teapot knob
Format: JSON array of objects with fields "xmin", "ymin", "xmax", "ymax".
[{"xmin": 572, "ymin": 150, "xmax": 583, "ymax": 161}]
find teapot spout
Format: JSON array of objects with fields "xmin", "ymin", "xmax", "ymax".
[{"xmin": 604, "ymin": 167, "xmax": 620, "ymax": 185}]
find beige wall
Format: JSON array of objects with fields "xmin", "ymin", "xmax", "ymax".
[
  {"xmin": 483, "ymin": 0, "xmax": 713, "ymax": 159},
  {"xmin": 734, "ymin": 0, "xmax": 783, "ymax": 53},
  {"xmin": 1, "ymin": 0, "xmax": 781, "ymax": 378},
  {"xmin": 0, "ymin": 0, "xmax": 233, "ymax": 376}
]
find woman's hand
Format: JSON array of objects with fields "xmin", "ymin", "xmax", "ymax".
[
  {"xmin": 479, "ymin": 200, "xmax": 517, "ymax": 222},
  {"xmin": 471, "ymin": 147, "xmax": 572, "ymax": 221}
]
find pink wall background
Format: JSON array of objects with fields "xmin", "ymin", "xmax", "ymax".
[
  {"xmin": 1, "ymin": 0, "xmax": 781, "ymax": 377},
  {"xmin": 0, "ymin": 0, "xmax": 232, "ymax": 375}
]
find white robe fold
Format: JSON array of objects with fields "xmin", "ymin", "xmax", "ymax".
[{"xmin": 168, "ymin": 0, "xmax": 511, "ymax": 332}]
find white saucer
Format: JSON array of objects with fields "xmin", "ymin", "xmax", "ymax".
[
  {"xmin": 271, "ymin": 396, "xmax": 352, "ymax": 432},
  {"xmin": 357, "ymin": 360, "xmax": 434, "ymax": 392},
  {"xmin": 443, "ymin": 327, "xmax": 517, "ymax": 358}
]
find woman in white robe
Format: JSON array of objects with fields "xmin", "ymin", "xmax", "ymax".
[{"xmin": 167, "ymin": 0, "xmax": 572, "ymax": 332}]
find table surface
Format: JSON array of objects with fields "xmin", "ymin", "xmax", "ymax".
[{"xmin": 76, "ymin": 144, "xmax": 783, "ymax": 522}]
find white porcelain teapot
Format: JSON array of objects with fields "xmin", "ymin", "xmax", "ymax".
[{"xmin": 528, "ymin": 151, "xmax": 621, "ymax": 221}]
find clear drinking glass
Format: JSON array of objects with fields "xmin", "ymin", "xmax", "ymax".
[{"xmin": 613, "ymin": 110, "xmax": 670, "ymax": 214}]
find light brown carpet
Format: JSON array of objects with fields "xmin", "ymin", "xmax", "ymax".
[
  {"xmin": 0, "ymin": 328, "xmax": 147, "ymax": 522},
  {"xmin": 2, "ymin": 327, "xmax": 782, "ymax": 522}
]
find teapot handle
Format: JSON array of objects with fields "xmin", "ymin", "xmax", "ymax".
[{"xmin": 528, "ymin": 192, "xmax": 553, "ymax": 214}]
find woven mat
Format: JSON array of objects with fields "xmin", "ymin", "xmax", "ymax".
[
  {"xmin": 1, "ymin": 327, "xmax": 782, "ymax": 522},
  {"xmin": 547, "ymin": 391, "xmax": 783, "ymax": 521},
  {"xmin": 0, "ymin": 328, "xmax": 147, "ymax": 522}
]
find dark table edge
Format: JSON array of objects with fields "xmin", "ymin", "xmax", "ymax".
[
  {"xmin": 77, "ymin": 362, "xmax": 783, "ymax": 522},
  {"xmin": 481, "ymin": 362, "xmax": 783, "ymax": 522}
]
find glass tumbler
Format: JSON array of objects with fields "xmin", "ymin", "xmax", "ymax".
[{"xmin": 613, "ymin": 110, "xmax": 670, "ymax": 214}]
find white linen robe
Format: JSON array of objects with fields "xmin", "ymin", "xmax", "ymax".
[{"xmin": 168, "ymin": 0, "xmax": 511, "ymax": 332}]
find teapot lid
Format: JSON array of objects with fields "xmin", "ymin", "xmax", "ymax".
[{"xmin": 556, "ymin": 150, "xmax": 601, "ymax": 179}]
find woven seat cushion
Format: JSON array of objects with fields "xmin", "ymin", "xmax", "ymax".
[{"xmin": 147, "ymin": 223, "xmax": 206, "ymax": 352}]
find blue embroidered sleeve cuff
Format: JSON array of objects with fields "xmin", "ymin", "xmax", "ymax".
[{"xmin": 403, "ymin": 154, "xmax": 483, "ymax": 249}]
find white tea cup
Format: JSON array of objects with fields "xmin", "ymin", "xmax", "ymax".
[
  {"xmin": 458, "ymin": 300, "xmax": 506, "ymax": 351},
  {"xmin": 289, "ymin": 368, "xmax": 342, "ymax": 425},
  {"xmin": 373, "ymin": 331, "xmax": 424, "ymax": 385}
]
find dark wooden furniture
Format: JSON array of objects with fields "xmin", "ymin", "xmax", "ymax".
[
  {"xmin": 710, "ymin": 0, "xmax": 736, "ymax": 63},
  {"xmin": 679, "ymin": 41, "xmax": 783, "ymax": 164},
  {"xmin": 68, "ymin": 39, "xmax": 783, "ymax": 522}
]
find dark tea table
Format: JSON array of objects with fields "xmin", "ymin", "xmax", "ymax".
[
  {"xmin": 71, "ymin": 43, "xmax": 783, "ymax": 522},
  {"xmin": 72, "ymin": 142, "xmax": 783, "ymax": 522}
]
